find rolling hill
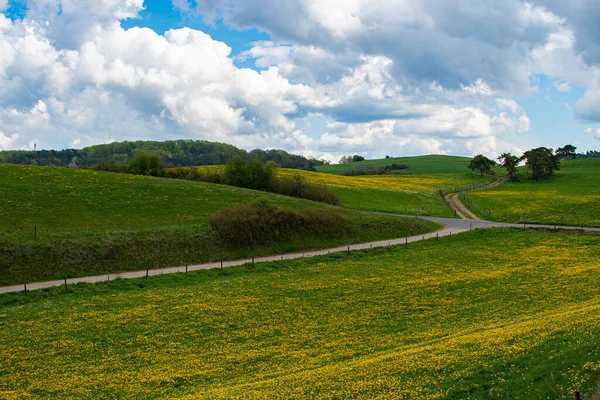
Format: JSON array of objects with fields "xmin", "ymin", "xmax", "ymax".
[
  {"xmin": 0, "ymin": 164, "xmax": 439, "ymax": 284},
  {"xmin": 316, "ymin": 154, "xmax": 474, "ymax": 175},
  {"xmin": 464, "ymin": 157, "xmax": 600, "ymax": 226}
]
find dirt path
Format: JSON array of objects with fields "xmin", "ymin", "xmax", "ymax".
[{"xmin": 445, "ymin": 178, "xmax": 506, "ymax": 221}]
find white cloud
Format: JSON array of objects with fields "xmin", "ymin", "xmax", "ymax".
[
  {"xmin": 0, "ymin": 131, "xmax": 17, "ymax": 149},
  {"xmin": 554, "ymin": 81, "xmax": 572, "ymax": 92},
  {"xmin": 4, "ymin": 0, "xmax": 600, "ymax": 157}
]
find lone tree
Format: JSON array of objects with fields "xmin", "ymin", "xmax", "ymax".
[
  {"xmin": 497, "ymin": 153, "xmax": 520, "ymax": 182},
  {"xmin": 556, "ymin": 144, "xmax": 577, "ymax": 160},
  {"xmin": 469, "ymin": 154, "xmax": 496, "ymax": 177},
  {"xmin": 520, "ymin": 147, "xmax": 560, "ymax": 181}
]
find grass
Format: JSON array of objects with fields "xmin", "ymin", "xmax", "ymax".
[
  {"xmin": 0, "ymin": 165, "xmax": 439, "ymax": 285},
  {"xmin": 191, "ymin": 165, "xmax": 494, "ymax": 218},
  {"xmin": 463, "ymin": 158, "xmax": 600, "ymax": 227},
  {"xmin": 279, "ymin": 169, "xmax": 494, "ymax": 218},
  {"xmin": 316, "ymin": 154, "xmax": 473, "ymax": 175},
  {"xmin": 0, "ymin": 164, "xmax": 332, "ymax": 239},
  {"xmin": 1, "ymin": 229, "xmax": 600, "ymax": 398}
]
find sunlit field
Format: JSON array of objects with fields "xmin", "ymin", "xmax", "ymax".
[
  {"xmin": 1, "ymin": 229, "xmax": 599, "ymax": 398},
  {"xmin": 192, "ymin": 165, "xmax": 493, "ymax": 217},
  {"xmin": 0, "ymin": 164, "xmax": 438, "ymax": 285},
  {"xmin": 464, "ymin": 158, "xmax": 600, "ymax": 226},
  {"xmin": 315, "ymin": 154, "xmax": 473, "ymax": 175}
]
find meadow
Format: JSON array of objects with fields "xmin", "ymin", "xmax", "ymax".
[
  {"xmin": 0, "ymin": 164, "xmax": 438, "ymax": 285},
  {"xmin": 464, "ymin": 158, "xmax": 600, "ymax": 227},
  {"xmin": 316, "ymin": 154, "xmax": 473, "ymax": 175},
  {"xmin": 1, "ymin": 229, "xmax": 600, "ymax": 398},
  {"xmin": 279, "ymin": 169, "xmax": 493, "ymax": 217},
  {"xmin": 191, "ymin": 165, "xmax": 494, "ymax": 218}
]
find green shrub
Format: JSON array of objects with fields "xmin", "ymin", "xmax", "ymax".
[
  {"xmin": 210, "ymin": 202, "xmax": 350, "ymax": 247},
  {"xmin": 127, "ymin": 152, "xmax": 165, "ymax": 177},
  {"xmin": 224, "ymin": 156, "xmax": 277, "ymax": 190},
  {"xmin": 275, "ymin": 174, "xmax": 341, "ymax": 205},
  {"xmin": 165, "ymin": 160, "xmax": 340, "ymax": 206}
]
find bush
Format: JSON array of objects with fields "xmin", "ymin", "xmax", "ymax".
[
  {"xmin": 127, "ymin": 152, "xmax": 165, "ymax": 177},
  {"xmin": 210, "ymin": 201, "xmax": 349, "ymax": 247},
  {"xmin": 275, "ymin": 174, "xmax": 340, "ymax": 205},
  {"xmin": 343, "ymin": 162, "xmax": 409, "ymax": 176},
  {"xmin": 164, "ymin": 167, "xmax": 223, "ymax": 184},
  {"xmin": 93, "ymin": 160, "xmax": 126, "ymax": 173},
  {"xmin": 165, "ymin": 160, "xmax": 340, "ymax": 206},
  {"xmin": 391, "ymin": 163, "xmax": 408, "ymax": 170},
  {"xmin": 224, "ymin": 156, "xmax": 277, "ymax": 190}
]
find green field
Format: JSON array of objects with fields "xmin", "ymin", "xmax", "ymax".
[
  {"xmin": 279, "ymin": 169, "xmax": 493, "ymax": 218},
  {"xmin": 0, "ymin": 165, "xmax": 439, "ymax": 285},
  {"xmin": 189, "ymin": 165, "xmax": 493, "ymax": 218},
  {"xmin": 464, "ymin": 158, "xmax": 600, "ymax": 226},
  {"xmin": 316, "ymin": 154, "xmax": 473, "ymax": 175},
  {"xmin": 1, "ymin": 229, "xmax": 600, "ymax": 398}
]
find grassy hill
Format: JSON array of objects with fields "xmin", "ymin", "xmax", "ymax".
[
  {"xmin": 2, "ymin": 229, "xmax": 600, "ymax": 398},
  {"xmin": 279, "ymin": 169, "xmax": 494, "ymax": 217},
  {"xmin": 0, "ymin": 165, "xmax": 439, "ymax": 285},
  {"xmin": 316, "ymin": 154, "xmax": 473, "ymax": 175},
  {"xmin": 464, "ymin": 158, "xmax": 600, "ymax": 226},
  {"xmin": 190, "ymin": 165, "xmax": 495, "ymax": 218}
]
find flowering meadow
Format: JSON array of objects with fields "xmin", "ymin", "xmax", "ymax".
[
  {"xmin": 192, "ymin": 165, "xmax": 493, "ymax": 217},
  {"xmin": 1, "ymin": 229, "xmax": 599, "ymax": 398},
  {"xmin": 464, "ymin": 158, "xmax": 600, "ymax": 227},
  {"xmin": 0, "ymin": 164, "xmax": 438, "ymax": 285}
]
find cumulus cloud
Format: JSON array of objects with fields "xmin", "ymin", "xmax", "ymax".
[
  {"xmin": 0, "ymin": 130, "xmax": 18, "ymax": 149},
  {"xmin": 1, "ymin": 0, "xmax": 599, "ymax": 157}
]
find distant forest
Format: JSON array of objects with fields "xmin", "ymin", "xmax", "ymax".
[{"xmin": 0, "ymin": 140, "xmax": 328, "ymax": 169}]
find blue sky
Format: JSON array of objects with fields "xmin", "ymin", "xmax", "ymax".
[{"xmin": 1, "ymin": 0, "xmax": 600, "ymax": 160}]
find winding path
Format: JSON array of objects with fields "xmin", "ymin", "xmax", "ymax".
[
  {"xmin": 1, "ymin": 214, "xmax": 598, "ymax": 294},
  {"xmin": 445, "ymin": 178, "xmax": 506, "ymax": 220}
]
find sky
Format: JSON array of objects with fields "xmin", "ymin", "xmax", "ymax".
[{"xmin": 1, "ymin": 0, "xmax": 600, "ymax": 162}]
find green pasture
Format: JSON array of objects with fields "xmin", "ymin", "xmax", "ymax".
[
  {"xmin": 0, "ymin": 165, "xmax": 438, "ymax": 285},
  {"xmin": 464, "ymin": 158, "xmax": 600, "ymax": 226},
  {"xmin": 1, "ymin": 229, "xmax": 599, "ymax": 398},
  {"xmin": 316, "ymin": 154, "xmax": 473, "ymax": 175}
]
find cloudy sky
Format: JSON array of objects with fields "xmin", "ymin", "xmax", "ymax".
[{"xmin": 1, "ymin": 0, "xmax": 600, "ymax": 161}]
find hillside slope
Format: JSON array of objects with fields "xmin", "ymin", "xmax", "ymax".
[
  {"xmin": 2, "ymin": 230, "xmax": 600, "ymax": 398},
  {"xmin": 0, "ymin": 165, "xmax": 439, "ymax": 284},
  {"xmin": 464, "ymin": 158, "xmax": 600, "ymax": 226},
  {"xmin": 316, "ymin": 154, "xmax": 473, "ymax": 175}
]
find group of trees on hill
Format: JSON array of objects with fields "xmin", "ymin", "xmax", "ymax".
[
  {"xmin": 343, "ymin": 162, "xmax": 409, "ymax": 176},
  {"xmin": 166, "ymin": 156, "xmax": 340, "ymax": 205},
  {"xmin": 339, "ymin": 155, "xmax": 365, "ymax": 164},
  {"xmin": 471, "ymin": 144, "xmax": 574, "ymax": 182},
  {"xmin": 0, "ymin": 139, "xmax": 329, "ymax": 170}
]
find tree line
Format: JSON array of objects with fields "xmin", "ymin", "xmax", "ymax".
[
  {"xmin": 0, "ymin": 139, "xmax": 330, "ymax": 169},
  {"xmin": 470, "ymin": 144, "xmax": 578, "ymax": 182},
  {"xmin": 166, "ymin": 156, "xmax": 340, "ymax": 206}
]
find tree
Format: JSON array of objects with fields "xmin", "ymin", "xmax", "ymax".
[
  {"xmin": 520, "ymin": 147, "xmax": 560, "ymax": 181},
  {"xmin": 223, "ymin": 156, "xmax": 277, "ymax": 190},
  {"xmin": 127, "ymin": 152, "xmax": 165, "ymax": 177},
  {"xmin": 556, "ymin": 144, "xmax": 577, "ymax": 160},
  {"xmin": 352, "ymin": 155, "xmax": 365, "ymax": 162},
  {"xmin": 497, "ymin": 153, "xmax": 520, "ymax": 182},
  {"xmin": 468, "ymin": 155, "xmax": 496, "ymax": 177}
]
